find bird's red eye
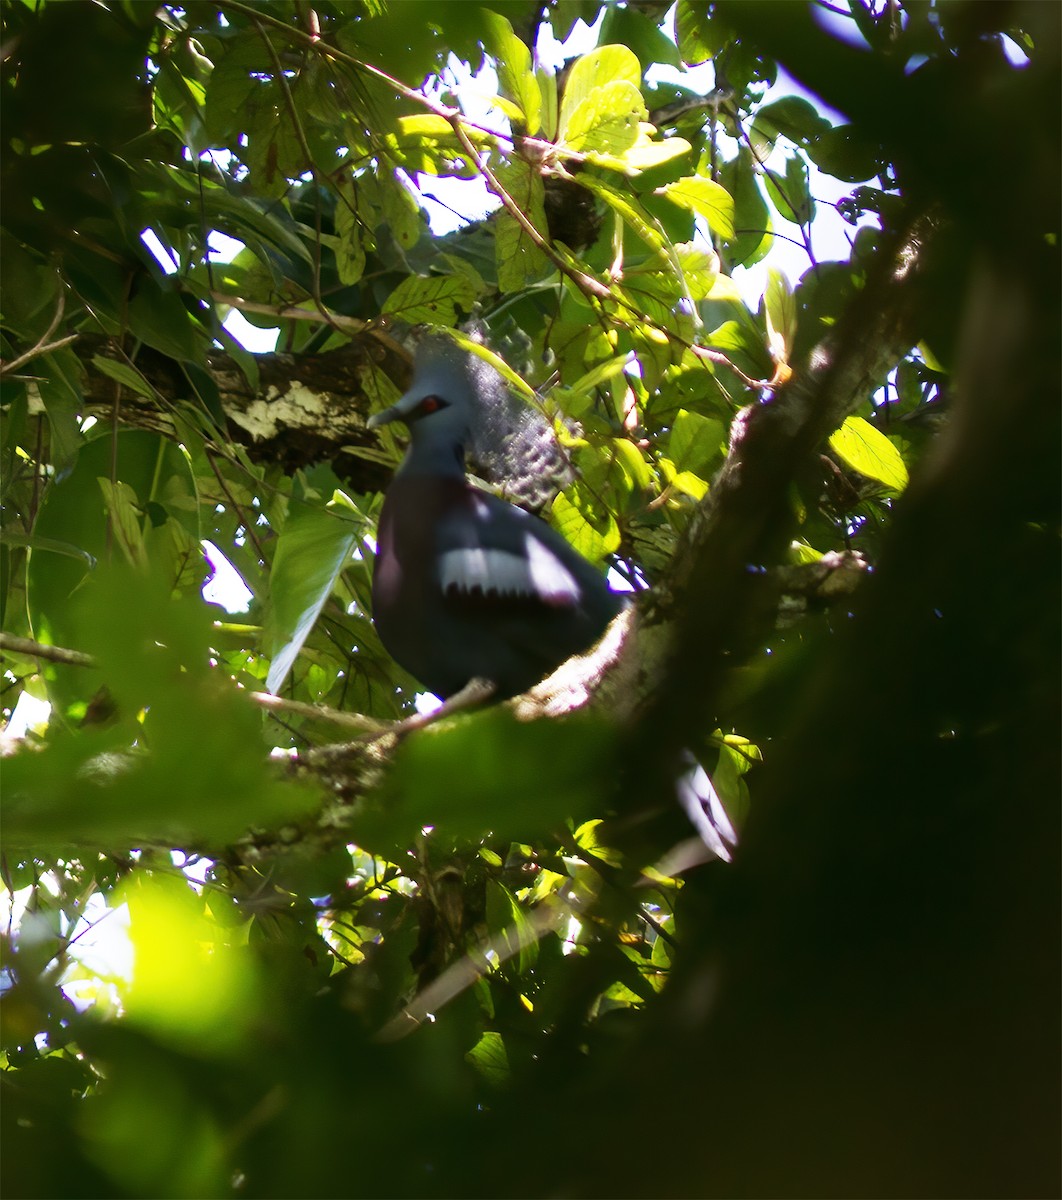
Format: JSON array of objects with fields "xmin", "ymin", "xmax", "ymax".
[{"xmin": 419, "ymin": 395, "xmax": 445, "ymax": 414}]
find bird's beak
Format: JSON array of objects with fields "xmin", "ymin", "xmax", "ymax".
[
  {"xmin": 367, "ymin": 406, "xmax": 399, "ymax": 430},
  {"xmin": 368, "ymin": 390, "xmax": 422, "ymax": 430}
]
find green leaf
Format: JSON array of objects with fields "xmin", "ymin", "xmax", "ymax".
[
  {"xmin": 466, "ymin": 1031, "xmax": 510, "ymax": 1085},
  {"xmin": 676, "ymin": 0, "xmax": 722, "ymax": 65},
  {"xmin": 808, "ymin": 124, "xmax": 881, "ymax": 183},
  {"xmin": 358, "ymin": 708, "xmax": 616, "ymax": 851},
  {"xmin": 659, "ymin": 176, "xmax": 735, "ymax": 240},
  {"xmin": 765, "ymin": 154, "xmax": 814, "ymax": 225},
  {"xmin": 334, "ymin": 177, "xmax": 367, "ymax": 285},
  {"xmin": 621, "ymin": 243, "xmax": 719, "ymax": 322},
  {"xmin": 381, "ymin": 273, "xmax": 476, "ymax": 325},
  {"xmin": 720, "ymin": 148, "xmax": 773, "ymax": 267},
  {"xmin": 551, "ymin": 485, "xmax": 620, "ymax": 561},
  {"xmin": 559, "ymin": 80, "xmax": 647, "ymax": 156},
  {"xmin": 263, "ymin": 497, "xmax": 362, "ymax": 694},
  {"xmin": 486, "ymin": 879, "xmax": 539, "ymax": 975},
  {"xmin": 600, "ymin": 4, "xmax": 682, "ymax": 70},
  {"xmin": 5, "ymin": 566, "xmax": 318, "ymax": 851},
  {"xmin": 0, "ymin": 531, "xmax": 96, "ymax": 567},
  {"xmin": 380, "ymin": 170, "xmax": 424, "ymax": 250},
  {"xmin": 764, "ymin": 268, "xmax": 796, "ymax": 365},
  {"xmin": 128, "ymin": 279, "xmax": 203, "ymax": 363},
  {"xmin": 669, "ymin": 409, "xmax": 726, "ymax": 473},
  {"xmin": 97, "ymin": 479, "xmax": 147, "ymax": 570},
  {"xmin": 492, "ymin": 158, "xmax": 550, "ymax": 294},
  {"xmin": 34, "ymin": 348, "xmax": 84, "ymax": 466},
  {"xmin": 753, "ymin": 96, "xmax": 832, "ymax": 149},
  {"xmin": 558, "ymin": 45, "xmax": 642, "ymax": 134},
  {"xmin": 90, "ymin": 354, "xmax": 155, "ymax": 399},
  {"xmin": 829, "ymin": 415, "xmax": 909, "ymax": 492},
  {"xmin": 28, "ymin": 431, "xmax": 200, "ymax": 695},
  {"xmin": 481, "ymin": 9, "xmax": 540, "ymax": 135}
]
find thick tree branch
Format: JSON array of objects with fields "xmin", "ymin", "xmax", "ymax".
[
  {"xmin": 65, "ymin": 332, "xmax": 407, "ymax": 490},
  {"xmin": 628, "ymin": 213, "xmax": 936, "ymax": 772}
]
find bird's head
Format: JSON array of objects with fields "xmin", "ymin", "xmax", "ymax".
[{"xmin": 368, "ymin": 338, "xmax": 482, "ymax": 455}]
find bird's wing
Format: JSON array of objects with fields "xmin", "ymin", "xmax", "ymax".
[{"xmin": 435, "ymin": 492, "xmax": 581, "ymax": 607}]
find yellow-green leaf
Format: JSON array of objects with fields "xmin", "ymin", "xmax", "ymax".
[
  {"xmin": 537, "ymin": 63, "xmax": 559, "ymax": 139},
  {"xmin": 829, "ymin": 415, "xmax": 909, "ymax": 492},
  {"xmin": 551, "ymin": 487, "xmax": 620, "ymax": 561},
  {"xmin": 380, "ymin": 170, "xmax": 423, "ymax": 250},
  {"xmin": 671, "ymin": 242, "xmax": 720, "ymax": 300},
  {"xmin": 612, "ymin": 437, "xmax": 654, "ymax": 491},
  {"xmin": 577, "ymin": 174, "xmax": 664, "ymax": 252},
  {"xmin": 334, "ymin": 177, "xmax": 366, "ymax": 285},
  {"xmin": 466, "ymin": 1030, "xmax": 510, "ymax": 1085},
  {"xmin": 381, "ymin": 274, "xmax": 476, "ymax": 325},
  {"xmin": 669, "ymin": 467, "xmax": 709, "ymax": 501},
  {"xmin": 764, "ymin": 267, "xmax": 796, "ymax": 365},
  {"xmin": 560, "ymin": 80, "xmax": 646, "ymax": 156},
  {"xmin": 394, "ymin": 114, "xmax": 456, "ymax": 139},
  {"xmin": 623, "ymin": 136, "xmax": 692, "ymax": 172},
  {"xmin": 481, "ymin": 9, "xmax": 540, "ymax": 135},
  {"xmin": 558, "ymin": 44, "xmax": 641, "ymax": 132},
  {"xmin": 659, "ymin": 176, "xmax": 735, "ymax": 240},
  {"xmin": 569, "ymin": 353, "xmax": 632, "ymax": 394},
  {"xmin": 448, "ymin": 331, "xmax": 536, "ymax": 400}
]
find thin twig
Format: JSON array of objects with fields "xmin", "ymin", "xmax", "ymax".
[
  {"xmin": 208, "ymin": 291, "xmax": 369, "ymax": 334},
  {"xmin": 0, "ymin": 289, "xmax": 72, "ymax": 376},
  {"xmin": 249, "ymin": 690, "xmax": 387, "ymax": 734},
  {"xmin": 0, "ymin": 633, "xmax": 97, "ymax": 668},
  {"xmin": 0, "ymin": 333, "xmax": 80, "ymax": 377},
  {"xmin": 203, "ymin": 446, "xmax": 270, "ymax": 564}
]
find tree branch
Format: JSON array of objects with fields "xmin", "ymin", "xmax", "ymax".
[{"xmin": 0, "ymin": 633, "xmax": 97, "ymax": 669}]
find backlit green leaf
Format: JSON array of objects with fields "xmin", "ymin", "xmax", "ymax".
[
  {"xmin": 466, "ymin": 1031, "xmax": 510, "ymax": 1085},
  {"xmin": 481, "ymin": 9, "xmax": 540, "ymax": 134},
  {"xmin": 551, "ymin": 485, "xmax": 620, "ymax": 560},
  {"xmin": 559, "ymin": 80, "xmax": 647, "ymax": 156},
  {"xmin": 493, "ymin": 159, "xmax": 550, "ymax": 293},
  {"xmin": 659, "ymin": 176, "xmax": 735, "ymax": 240},
  {"xmin": 829, "ymin": 415, "xmax": 909, "ymax": 492},
  {"xmin": 381, "ymin": 273, "xmax": 476, "ymax": 324},
  {"xmin": 558, "ymin": 44, "xmax": 642, "ymax": 134},
  {"xmin": 764, "ymin": 268, "xmax": 796, "ymax": 364}
]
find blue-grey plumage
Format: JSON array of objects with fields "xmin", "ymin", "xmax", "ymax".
[{"xmin": 369, "ymin": 339, "xmax": 624, "ymax": 701}]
